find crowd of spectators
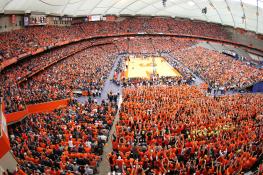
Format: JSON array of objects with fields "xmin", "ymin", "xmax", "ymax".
[
  {"xmin": 109, "ymin": 85, "xmax": 263, "ymax": 174},
  {"xmin": 0, "ymin": 25, "xmax": 84, "ymax": 61},
  {"xmin": 9, "ymin": 98, "xmax": 117, "ymax": 174},
  {"xmin": 1, "ymin": 16, "xmax": 262, "ymax": 175},
  {"xmin": 0, "ymin": 17, "xmax": 231, "ymax": 62},
  {"xmin": 18, "ymin": 44, "xmax": 118, "ymax": 104},
  {"xmin": 1, "ymin": 36, "xmax": 197, "ymax": 113},
  {"xmin": 127, "ymin": 38, "xmax": 155, "ymax": 54},
  {"xmin": 152, "ymin": 37, "xmax": 196, "ymax": 53},
  {"xmin": 2, "ymin": 36, "xmax": 262, "ymax": 113},
  {"xmin": 173, "ymin": 47, "xmax": 263, "ymax": 89},
  {"xmin": 122, "ymin": 76, "xmax": 189, "ymax": 88},
  {"xmin": 123, "ymin": 37, "xmax": 196, "ymax": 55},
  {"xmin": 1, "ymin": 40, "xmax": 94, "ymax": 113},
  {"xmin": 114, "ymin": 37, "xmax": 196, "ymax": 56}
]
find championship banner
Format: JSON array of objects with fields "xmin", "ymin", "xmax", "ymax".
[{"xmin": 11, "ymin": 15, "xmax": 16, "ymax": 24}]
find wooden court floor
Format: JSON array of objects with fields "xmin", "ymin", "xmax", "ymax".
[{"xmin": 125, "ymin": 56, "xmax": 181, "ymax": 79}]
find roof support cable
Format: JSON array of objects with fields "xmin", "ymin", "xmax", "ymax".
[
  {"xmin": 1, "ymin": 0, "xmax": 15, "ymax": 12},
  {"xmin": 256, "ymin": 0, "xmax": 259, "ymax": 33},
  {"xmin": 119, "ymin": 0, "xmax": 142, "ymax": 15},
  {"xmin": 104, "ymin": 0, "xmax": 122, "ymax": 15},
  {"xmin": 206, "ymin": 0, "xmax": 224, "ymax": 24},
  {"xmin": 224, "ymin": 0, "xmax": 236, "ymax": 28},
  {"xmin": 90, "ymin": 0, "xmax": 104, "ymax": 14},
  {"xmin": 38, "ymin": 0, "xmax": 65, "ymax": 7},
  {"xmin": 76, "ymin": 0, "xmax": 104, "ymax": 15},
  {"xmin": 72, "ymin": 0, "xmax": 87, "ymax": 16},
  {"xmin": 61, "ymin": 0, "xmax": 71, "ymax": 15},
  {"xmin": 240, "ymin": 0, "xmax": 247, "ymax": 30}
]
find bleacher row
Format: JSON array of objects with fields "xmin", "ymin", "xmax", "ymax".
[
  {"xmin": 1, "ymin": 36, "xmax": 263, "ymax": 114},
  {"xmin": 9, "ymin": 99, "xmax": 118, "ymax": 174},
  {"xmin": 2, "ymin": 17, "xmax": 261, "ymax": 63},
  {"xmin": 110, "ymin": 85, "xmax": 263, "ymax": 174},
  {"xmin": 1, "ymin": 39, "xmax": 116, "ymax": 113},
  {"xmin": 172, "ymin": 47, "xmax": 263, "ymax": 89}
]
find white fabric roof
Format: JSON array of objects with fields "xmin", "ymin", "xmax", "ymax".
[{"xmin": 1, "ymin": 0, "xmax": 263, "ymax": 34}]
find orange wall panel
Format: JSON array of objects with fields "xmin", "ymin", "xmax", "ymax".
[
  {"xmin": 27, "ymin": 99, "xmax": 69, "ymax": 114},
  {"xmin": 5, "ymin": 110, "xmax": 28, "ymax": 124},
  {"xmin": 4, "ymin": 99, "xmax": 69, "ymax": 124}
]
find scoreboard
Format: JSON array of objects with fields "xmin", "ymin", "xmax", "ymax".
[{"xmin": 24, "ymin": 15, "xmax": 47, "ymax": 26}]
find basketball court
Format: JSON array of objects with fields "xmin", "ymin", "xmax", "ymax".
[{"xmin": 125, "ymin": 56, "xmax": 181, "ymax": 79}]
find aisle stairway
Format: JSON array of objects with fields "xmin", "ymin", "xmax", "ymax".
[
  {"xmin": 77, "ymin": 55, "xmax": 122, "ymax": 104},
  {"xmin": 77, "ymin": 54, "xmax": 123, "ymax": 174},
  {"xmin": 96, "ymin": 55, "xmax": 123, "ymax": 175}
]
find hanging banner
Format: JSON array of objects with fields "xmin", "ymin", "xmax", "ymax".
[
  {"xmin": 11, "ymin": 15, "xmax": 16, "ymax": 24},
  {"xmin": 24, "ymin": 16, "xmax": 29, "ymax": 26}
]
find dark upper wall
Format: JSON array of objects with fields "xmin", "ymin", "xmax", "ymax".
[
  {"xmin": 0, "ymin": 15, "xmax": 71, "ymax": 32},
  {"xmin": 225, "ymin": 27, "xmax": 263, "ymax": 51},
  {"xmin": 0, "ymin": 15, "xmax": 23, "ymax": 32}
]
